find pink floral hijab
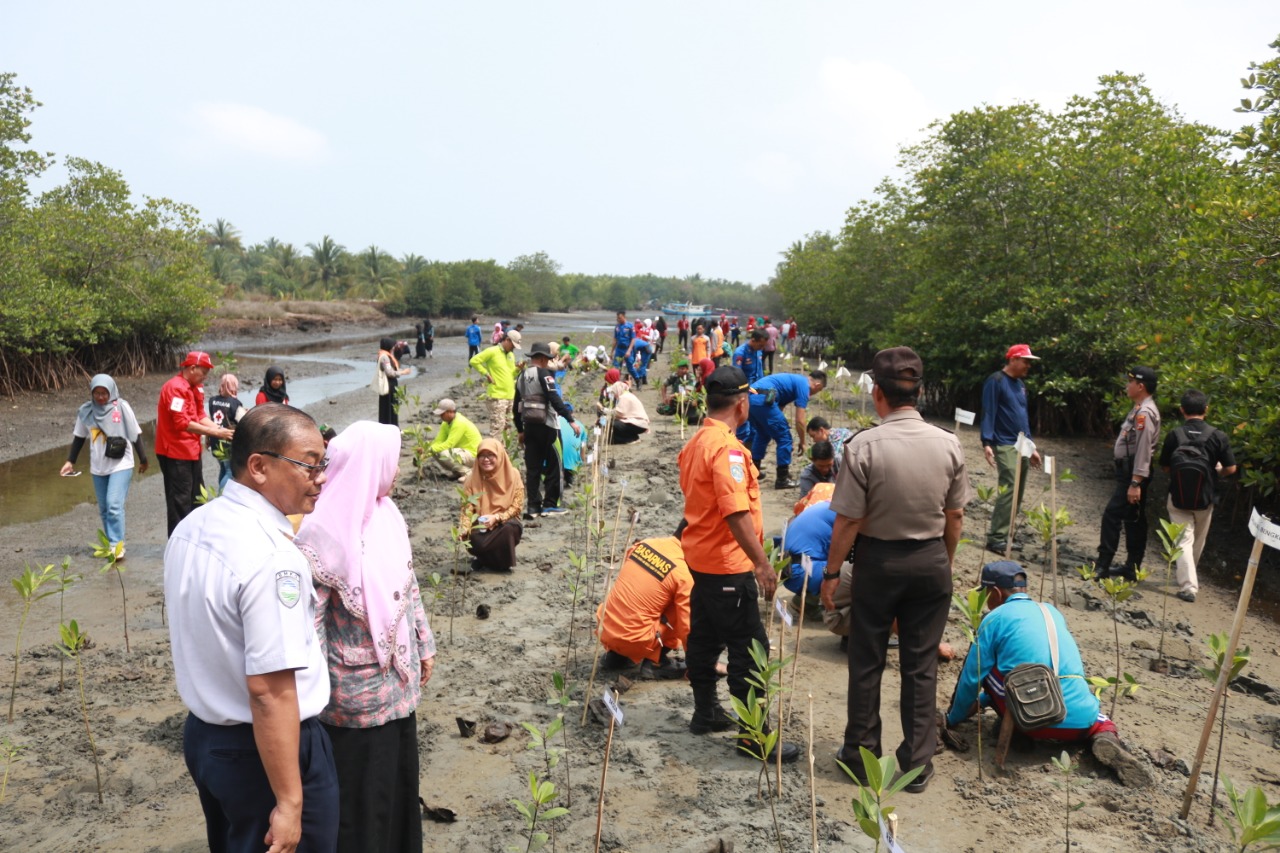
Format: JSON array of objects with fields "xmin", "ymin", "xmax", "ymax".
[{"xmin": 295, "ymin": 420, "xmax": 415, "ymax": 679}]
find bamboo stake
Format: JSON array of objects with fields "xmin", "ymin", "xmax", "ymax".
[
  {"xmin": 1180, "ymin": 536, "xmax": 1265, "ymax": 819},
  {"xmin": 581, "ymin": 515, "xmax": 639, "ymax": 727},
  {"xmin": 809, "ymin": 693, "xmax": 818, "ymax": 853},
  {"xmin": 786, "ymin": 560, "xmax": 811, "ymax": 727},
  {"xmin": 594, "ymin": 708, "xmax": 617, "ymax": 853},
  {"xmin": 775, "ymin": 608, "xmax": 786, "ymax": 796}
]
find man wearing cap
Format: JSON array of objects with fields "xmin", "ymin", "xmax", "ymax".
[
  {"xmin": 657, "ymin": 359, "xmax": 698, "ymax": 420},
  {"xmin": 514, "ymin": 342, "xmax": 581, "ymax": 518},
  {"xmin": 980, "ymin": 344, "xmax": 1044, "ymax": 554},
  {"xmin": 820, "ymin": 346, "xmax": 969, "ymax": 793},
  {"xmin": 678, "ymin": 365, "xmax": 800, "ymax": 763},
  {"xmin": 943, "ymin": 561, "xmax": 1150, "ymax": 787},
  {"xmin": 426, "ymin": 399, "xmax": 482, "ymax": 481},
  {"xmin": 1095, "ymin": 367, "xmax": 1161, "ymax": 581},
  {"xmin": 156, "ymin": 351, "xmax": 236, "ymax": 536},
  {"xmin": 469, "ymin": 331, "xmax": 521, "ymax": 439}
]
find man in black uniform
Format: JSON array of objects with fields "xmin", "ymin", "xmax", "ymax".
[{"xmin": 515, "ymin": 342, "xmax": 581, "ymax": 519}]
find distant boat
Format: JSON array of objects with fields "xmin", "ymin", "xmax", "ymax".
[{"xmin": 662, "ymin": 302, "xmax": 712, "ymax": 319}]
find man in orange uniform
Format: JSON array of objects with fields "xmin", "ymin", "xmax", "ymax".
[
  {"xmin": 596, "ymin": 535, "xmax": 693, "ymax": 680},
  {"xmin": 678, "ymin": 365, "xmax": 799, "ymax": 763}
]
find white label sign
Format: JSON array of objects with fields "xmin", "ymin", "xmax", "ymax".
[
  {"xmin": 879, "ymin": 816, "xmax": 906, "ymax": 853},
  {"xmin": 801, "ymin": 554, "xmax": 813, "ymax": 577},
  {"xmin": 1249, "ymin": 508, "xmax": 1280, "ymax": 551},
  {"xmin": 601, "ymin": 688, "xmax": 624, "ymax": 725},
  {"xmin": 953, "ymin": 408, "xmax": 976, "ymax": 426},
  {"xmin": 1043, "ymin": 455, "xmax": 1054, "ymax": 476},
  {"xmin": 586, "ymin": 452, "xmax": 595, "ymax": 465},
  {"xmin": 775, "ymin": 596, "xmax": 794, "ymax": 627},
  {"xmin": 858, "ymin": 373, "xmax": 875, "ymax": 393},
  {"xmin": 835, "ymin": 366, "xmax": 852, "ymax": 379},
  {"xmin": 1015, "ymin": 433, "xmax": 1037, "ymax": 459}
]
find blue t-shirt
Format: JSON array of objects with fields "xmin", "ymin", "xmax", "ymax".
[
  {"xmin": 980, "ymin": 370, "xmax": 1031, "ymax": 448},
  {"xmin": 558, "ymin": 418, "xmax": 586, "ymax": 472},
  {"xmin": 946, "ymin": 593, "xmax": 1100, "ymax": 730},
  {"xmin": 782, "ymin": 501, "xmax": 835, "ymax": 595},
  {"xmin": 614, "ymin": 322, "xmax": 634, "ymax": 351},
  {"xmin": 752, "ymin": 373, "xmax": 810, "ymax": 410},
  {"xmin": 465, "ymin": 324, "xmax": 482, "ymax": 346},
  {"xmin": 733, "ymin": 344, "xmax": 763, "ymax": 383}
]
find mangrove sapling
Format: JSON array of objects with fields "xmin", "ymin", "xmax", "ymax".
[
  {"xmin": 521, "ymin": 716, "xmax": 565, "ymax": 818},
  {"xmin": 971, "ymin": 484, "xmax": 1002, "ymax": 582},
  {"xmin": 1198, "ymin": 633, "xmax": 1251, "ymax": 827},
  {"xmin": 837, "ymin": 746, "xmax": 923, "ymax": 853},
  {"xmin": 1217, "ymin": 778, "xmax": 1280, "ymax": 852},
  {"xmin": 423, "ymin": 572, "xmax": 445, "ymax": 621},
  {"xmin": 509, "ymin": 770, "xmax": 568, "ymax": 853},
  {"xmin": 0, "ymin": 735, "xmax": 23, "ymax": 804},
  {"xmin": 952, "ymin": 586, "xmax": 990, "ymax": 780},
  {"xmin": 9, "ymin": 561, "xmax": 69, "ymax": 722},
  {"xmin": 729, "ymin": 639, "xmax": 791, "ymax": 853},
  {"xmin": 1026, "ymin": 503, "xmax": 1075, "ymax": 606},
  {"xmin": 1152, "ymin": 519, "xmax": 1188, "ymax": 674},
  {"xmin": 448, "ymin": 523, "xmax": 464, "ymax": 644},
  {"xmin": 92, "ymin": 529, "xmax": 130, "ymax": 653},
  {"xmin": 1078, "ymin": 564, "xmax": 1148, "ymax": 719},
  {"xmin": 546, "ymin": 673, "xmax": 577, "ymax": 808},
  {"xmin": 1050, "ymin": 750, "xmax": 1086, "ymax": 852},
  {"xmin": 58, "ymin": 620, "xmax": 102, "ymax": 804},
  {"xmin": 194, "ymin": 483, "xmax": 221, "ymax": 505},
  {"xmin": 58, "ymin": 556, "xmax": 81, "ymax": 689},
  {"xmin": 561, "ymin": 552, "xmax": 595, "ymax": 670}
]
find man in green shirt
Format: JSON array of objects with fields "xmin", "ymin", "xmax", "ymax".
[
  {"xmin": 560, "ymin": 336, "xmax": 580, "ymax": 362},
  {"xmin": 469, "ymin": 330, "xmax": 521, "ymax": 439},
  {"xmin": 427, "ymin": 398, "xmax": 482, "ymax": 480}
]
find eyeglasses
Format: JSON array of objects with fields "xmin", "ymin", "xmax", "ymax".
[{"xmin": 257, "ymin": 450, "xmax": 329, "ymax": 479}]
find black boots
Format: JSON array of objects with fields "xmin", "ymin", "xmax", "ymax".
[{"xmin": 775, "ymin": 464, "xmax": 798, "ymax": 489}]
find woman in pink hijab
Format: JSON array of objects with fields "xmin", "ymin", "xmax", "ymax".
[{"xmin": 295, "ymin": 421, "xmax": 436, "ymax": 853}]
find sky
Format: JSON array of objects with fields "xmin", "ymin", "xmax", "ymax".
[{"xmin": 4, "ymin": 2, "xmax": 1276, "ymax": 285}]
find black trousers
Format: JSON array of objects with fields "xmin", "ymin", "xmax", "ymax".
[
  {"xmin": 378, "ymin": 375, "xmax": 399, "ymax": 426},
  {"xmin": 468, "ymin": 344, "xmax": 479, "ymax": 358},
  {"xmin": 1096, "ymin": 464, "xmax": 1149, "ymax": 579},
  {"xmin": 523, "ymin": 422, "xmax": 562, "ymax": 513},
  {"xmin": 678, "ymin": 330, "xmax": 689, "ymax": 349},
  {"xmin": 687, "ymin": 569, "xmax": 768, "ymax": 719},
  {"xmin": 324, "ymin": 715, "xmax": 422, "ymax": 853},
  {"xmin": 762, "ymin": 350, "xmax": 775, "ymax": 374},
  {"xmin": 183, "ymin": 714, "xmax": 338, "ymax": 853},
  {"xmin": 843, "ymin": 535, "xmax": 951, "ymax": 776},
  {"xmin": 607, "ymin": 421, "xmax": 647, "ymax": 444},
  {"xmin": 158, "ymin": 453, "xmax": 203, "ymax": 536}
]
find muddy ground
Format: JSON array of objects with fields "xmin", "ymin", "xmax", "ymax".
[{"xmin": 3, "ymin": 313, "xmax": 1280, "ymax": 852}]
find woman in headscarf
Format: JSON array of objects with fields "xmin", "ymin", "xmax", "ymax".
[
  {"xmin": 695, "ymin": 357, "xmax": 717, "ymax": 391},
  {"xmin": 596, "ymin": 377, "xmax": 650, "ymax": 444},
  {"xmin": 423, "ymin": 318, "xmax": 434, "ymax": 358},
  {"xmin": 59, "ymin": 375, "xmax": 147, "ymax": 556},
  {"xmin": 459, "ymin": 438, "xmax": 524, "ymax": 572},
  {"xmin": 491, "ymin": 321, "xmax": 504, "ymax": 344},
  {"xmin": 414, "ymin": 323, "xmax": 427, "ymax": 359},
  {"xmin": 255, "ymin": 365, "xmax": 289, "ymax": 405},
  {"xmin": 599, "ymin": 367, "xmax": 623, "ymax": 408},
  {"xmin": 378, "ymin": 337, "xmax": 410, "ymax": 426},
  {"xmin": 294, "ymin": 421, "xmax": 436, "ymax": 853},
  {"xmin": 207, "ymin": 373, "xmax": 247, "ymax": 489}
]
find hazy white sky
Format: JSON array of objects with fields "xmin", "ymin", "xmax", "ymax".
[{"xmin": 5, "ymin": 2, "xmax": 1276, "ymax": 283}]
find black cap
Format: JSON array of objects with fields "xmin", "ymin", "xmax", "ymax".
[
  {"xmin": 871, "ymin": 346, "xmax": 924, "ymax": 384},
  {"xmin": 530, "ymin": 342, "xmax": 552, "ymax": 358},
  {"xmin": 704, "ymin": 366, "xmax": 751, "ymax": 396},
  {"xmin": 1128, "ymin": 366, "xmax": 1158, "ymax": 393},
  {"xmin": 981, "ymin": 561, "xmax": 1028, "ymax": 589}
]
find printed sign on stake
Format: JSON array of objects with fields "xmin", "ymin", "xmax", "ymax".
[
  {"xmin": 775, "ymin": 597, "xmax": 795, "ymax": 627},
  {"xmin": 1043, "ymin": 455, "xmax": 1054, "ymax": 476},
  {"xmin": 953, "ymin": 408, "xmax": 976, "ymax": 426},
  {"xmin": 1249, "ymin": 508, "xmax": 1280, "ymax": 551},
  {"xmin": 879, "ymin": 816, "xmax": 906, "ymax": 853},
  {"xmin": 601, "ymin": 688, "xmax": 624, "ymax": 725}
]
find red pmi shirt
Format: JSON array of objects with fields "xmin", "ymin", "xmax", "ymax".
[{"xmin": 155, "ymin": 374, "xmax": 205, "ymax": 460}]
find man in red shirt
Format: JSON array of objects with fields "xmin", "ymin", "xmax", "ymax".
[{"xmin": 156, "ymin": 351, "xmax": 235, "ymax": 535}]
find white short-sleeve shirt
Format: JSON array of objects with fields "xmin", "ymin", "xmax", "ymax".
[
  {"xmin": 72, "ymin": 400, "xmax": 140, "ymax": 477},
  {"xmin": 164, "ymin": 480, "xmax": 329, "ymax": 726}
]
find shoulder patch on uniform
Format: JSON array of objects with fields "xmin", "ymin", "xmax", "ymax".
[
  {"xmin": 629, "ymin": 542, "xmax": 677, "ymax": 581},
  {"xmin": 276, "ymin": 570, "xmax": 301, "ymax": 608},
  {"xmin": 169, "ymin": 396, "xmax": 185, "ymax": 412},
  {"xmin": 1135, "ymin": 413, "xmax": 1146, "ymax": 431}
]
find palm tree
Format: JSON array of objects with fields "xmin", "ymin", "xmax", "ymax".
[
  {"xmin": 306, "ymin": 235, "xmax": 347, "ymax": 292},
  {"xmin": 202, "ymin": 219, "xmax": 243, "ymax": 254},
  {"xmin": 354, "ymin": 244, "xmax": 399, "ymax": 299}
]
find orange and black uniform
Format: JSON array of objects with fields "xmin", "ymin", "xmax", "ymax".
[
  {"xmin": 678, "ymin": 416, "xmax": 766, "ymax": 722},
  {"xmin": 596, "ymin": 537, "xmax": 692, "ymax": 664}
]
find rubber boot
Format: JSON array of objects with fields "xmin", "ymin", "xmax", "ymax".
[
  {"xmin": 774, "ymin": 464, "xmax": 798, "ymax": 490},
  {"xmin": 690, "ymin": 683, "xmax": 735, "ymax": 734}
]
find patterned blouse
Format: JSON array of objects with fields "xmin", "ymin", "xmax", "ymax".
[{"xmin": 314, "ymin": 573, "xmax": 437, "ymax": 729}]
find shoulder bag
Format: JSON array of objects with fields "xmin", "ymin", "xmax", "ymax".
[{"xmin": 1001, "ymin": 604, "xmax": 1068, "ymax": 731}]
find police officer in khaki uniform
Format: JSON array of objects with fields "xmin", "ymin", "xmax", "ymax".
[
  {"xmin": 1094, "ymin": 366, "xmax": 1161, "ymax": 581},
  {"xmin": 820, "ymin": 347, "xmax": 969, "ymax": 794}
]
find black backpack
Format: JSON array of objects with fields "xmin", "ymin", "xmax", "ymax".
[{"xmin": 1168, "ymin": 426, "xmax": 1216, "ymax": 510}]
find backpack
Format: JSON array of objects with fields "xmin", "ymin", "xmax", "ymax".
[{"xmin": 1168, "ymin": 426, "xmax": 1216, "ymax": 510}]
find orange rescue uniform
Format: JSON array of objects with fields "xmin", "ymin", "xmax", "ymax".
[
  {"xmin": 794, "ymin": 482, "xmax": 836, "ymax": 516},
  {"xmin": 677, "ymin": 417, "xmax": 762, "ymax": 574},
  {"xmin": 596, "ymin": 537, "xmax": 693, "ymax": 664}
]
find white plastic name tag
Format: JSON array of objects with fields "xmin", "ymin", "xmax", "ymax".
[
  {"xmin": 879, "ymin": 816, "xmax": 906, "ymax": 853},
  {"xmin": 1043, "ymin": 455, "xmax": 1054, "ymax": 476},
  {"xmin": 1249, "ymin": 508, "xmax": 1280, "ymax": 551},
  {"xmin": 602, "ymin": 688, "xmax": 624, "ymax": 725},
  {"xmin": 1015, "ymin": 433, "xmax": 1037, "ymax": 458},
  {"xmin": 835, "ymin": 366, "xmax": 852, "ymax": 379},
  {"xmin": 775, "ymin": 597, "xmax": 794, "ymax": 627},
  {"xmin": 954, "ymin": 408, "xmax": 975, "ymax": 426},
  {"xmin": 858, "ymin": 373, "xmax": 875, "ymax": 393}
]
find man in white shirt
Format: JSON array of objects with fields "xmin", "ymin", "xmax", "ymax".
[{"xmin": 165, "ymin": 403, "xmax": 336, "ymax": 853}]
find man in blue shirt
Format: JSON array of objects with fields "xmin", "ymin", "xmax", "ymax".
[
  {"xmin": 623, "ymin": 335, "xmax": 653, "ymax": 387},
  {"xmin": 743, "ymin": 370, "xmax": 826, "ymax": 489},
  {"xmin": 782, "ymin": 499, "xmax": 835, "ymax": 597},
  {"xmin": 732, "ymin": 330, "xmax": 767, "ymax": 384},
  {"xmin": 944, "ymin": 561, "xmax": 1151, "ymax": 787},
  {"xmin": 465, "ymin": 316, "xmax": 483, "ymax": 359},
  {"xmin": 612, "ymin": 311, "xmax": 634, "ymax": 367},
  {"xmin": 980, "ymin": 344, "xmax": 1044, "ymax": 554}
]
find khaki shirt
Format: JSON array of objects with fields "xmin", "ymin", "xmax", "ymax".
[
  {"xmin": 1113, "ymin": 395, "xmax": 1161, "ymax": 479},
  {"xmin": 829, "ymin": 409, "xmax": 970, "ymax": 540}
]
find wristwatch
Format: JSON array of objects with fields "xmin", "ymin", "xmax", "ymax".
[
  {"xmin": 1130, "ymin": 480, "xmax": 1142, "ymax": 486},
  {"xmin": 822, "ymin": 570, "xmax": 842, "ymax": 581}
]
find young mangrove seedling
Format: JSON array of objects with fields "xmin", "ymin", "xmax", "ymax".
[
  {"xmin": 92, "ymin": 529, "xmax": 130, "ymax": 653},
  {"xmin": 729, "ymin": 639, "xmax": 792, "ymax": 853},
  {"xmin": 838, "ymin": 746, "xmax": 923, "ymax": 853},
  {"xmin": 1218, "ymin": 777, "xmax": 1280, "ymax": 851},
  {"xmin": 0, "ymin": 735, "xmax": 23, "ymax": 804},
  {"xmin": 1050, "ymin": 750, "xmax": 1087, "ymax": 852},
  {"xmin": 58, "ymin": 556, "xmax": 81, "ymax": 690},
  {"xmin": 1198, "ymin": 632, "xmax": 1251, "ymax": 827},
  {"xmin": 9, "ymin": 562, "xmax": 70, "ymax": 722},
  {"xmin": 951, "ymin": 586, "xmax": 990, "ymax": 780},
  {"xmin": 58, "ymin": 620, "xmax": 103, "ymax": 804},
  {"xmin": 1078, "ymin": 563, "xmax": 1148, "ymax": 720},
  {"xmin": 509, "ymin": 770, "xmax": 568, "ymax": 853},
  {"xmin": 1152, "ymin": 518, "xmax": 1188, "ymax": 674},
  {"xmin": 546, "ymin": 672, "xmax": 577, "ymax": 808},
  {"xmin": 194, "ymin": 483, "xmax": 222, "ymax": 505}
]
